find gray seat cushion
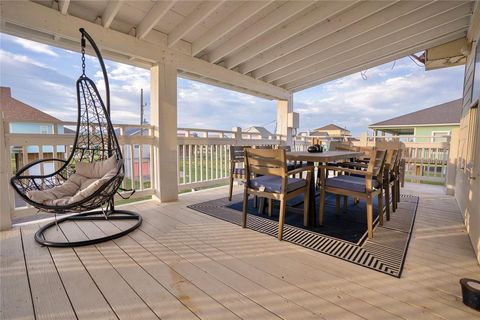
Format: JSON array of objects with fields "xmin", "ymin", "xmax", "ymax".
[
  {"xmin": 249, "ymin": 175, "xmax": 306, "ymax": 193},
  {"xmin": 325, "ymin": 175, "xmax": 379, "ymax": 193}
]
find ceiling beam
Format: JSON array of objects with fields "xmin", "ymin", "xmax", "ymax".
[
  {"xmin": 58, "ymin": 0, "xmax": 70, "ymax": 15},
  {"xmin": 0, "ymin": 0, "xmax": 290, "ymax": 100},
  {"xmin": 285, "ymin": 19, "xmax": 469, "ymax": 91},
  {"xmin": 168, "ymin": 1, "xmax": 225, "ymax": 47},
  {"xmin": 274, "ymin": 2, "xmax": 471, "ymax": 86},
  {"xmin": 208, "ymin": 1, "xmax": 312, "ymax": 64},
  {"xmin": 191, "ymin": 0, "xmax": 274, "ymax": 56},
  {"xmin": 240, "ymin": 1, "xmax": 397, "ymax": 76},
  {"xmin": 224, "ymin": 1, "xmax": 356, "ymax": 70},
  {"xmin": 291, "ymin": 32, "xmax": 466, "ymax": 92},
  {"xmin": 261, "ymin": 0, "xmax": 434, "ymax": 83},
  {"xmin": 102, "ymin": 0, "xmax": 124, "ymax": 28},
  {"xmin": 136, "ymin": 0, "xmax": 175, "ymax": 40}
]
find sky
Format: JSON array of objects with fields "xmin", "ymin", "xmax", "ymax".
[{"xmin": 0, "ymin": 32, "xmax": 465, "ymax": 136}]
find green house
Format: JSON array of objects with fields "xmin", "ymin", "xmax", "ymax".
[{"xmin": 368, "ymin": 99, "xmax": 462, "ymax": 142}]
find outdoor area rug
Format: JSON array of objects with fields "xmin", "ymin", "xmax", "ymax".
[{"xmin": 188, "ymin": 193, "xmax": 419, "ymax": 278}]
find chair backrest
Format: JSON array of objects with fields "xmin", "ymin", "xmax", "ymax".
[
  {"xmin": 278, "ymin": 145, "xmax": 292, "ymax": 152},
  {"xmin": 385, "ymin": 149, "xmax": 399, "ymax": 169},
  {"xmin": 330, "ymin": 141, "xmax": 357, "ymax": 152},
  {"xmin": 254, "ymin": 145, "xmax": 274, "ymax": 149},
  {"xmin": 245, "ymin": 149, "xmax": 286, "ymax": 177},
  {"xmin": 367, "ymin": 149, "xmax": 387, "ymax": 182},
  {"xmin": 230, "ymin": 145, "xmax": 247, "ymax": 162}
]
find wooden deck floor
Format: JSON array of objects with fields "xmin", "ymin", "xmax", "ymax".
[{"xmin": 1, "ymin": 183, "xmax": 479, "ymax": 320}]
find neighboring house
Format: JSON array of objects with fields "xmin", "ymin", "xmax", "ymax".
[
  {"xmin": 244, "ymin": 126, "xmax": 273, "ymax": 139},
  {"xmin": 0, "ymin": 86, "xmax": 68, "ymax": 173},
  {"xmin": 310, "ymin": 124, "xmax": 351, "ymax": 139},
  {"xmin": 368, "ymin": 99, "xmax": 462, "ymax": 142}
]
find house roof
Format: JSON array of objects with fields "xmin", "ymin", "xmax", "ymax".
[
  {"xmin": 309, "ymin": 131, "xmax": 329, "ymax": 137},
  {"xmin": 245, "ymin": 126, "xmax": 272, "ymax": 137},
  {"xmin": 0, "ymin": 87, "xmax": 61, "ymax": 123},
  {"xmin": 369, "ymin": 99, "xmax": 463, "ymax": 128},
  {"xmin": 313, "ymin": 124, "xmax": 349, "ymax": 132}
]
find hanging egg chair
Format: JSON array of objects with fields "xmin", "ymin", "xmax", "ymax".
[{"xmin": 10, "ymin": 28, "xmax": 142, "ymax": 247}]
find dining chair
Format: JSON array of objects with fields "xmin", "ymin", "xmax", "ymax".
[
  {"xmin": 242, "ymin": 148, "xmax": 313, "ymax": 240},
  {"xmin": 318, "ymin": 149, "xmax": 387, "ymax": 239},
  {"xmin": 383, "ymin": 149, "xmax": 399, "ymax": 221},
  {"xmin": 392, "ymin": 149, "xmax": 404, "ymax": 212},
  {"xmin": 228, "ymin": 145, "xmax": 248, "ymax": 201}
]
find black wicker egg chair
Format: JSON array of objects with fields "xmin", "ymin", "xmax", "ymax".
[{"xmin": 10, "ymin": 28, "xmax": 142, "ymax": 247}]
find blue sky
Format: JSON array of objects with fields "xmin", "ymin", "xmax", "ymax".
[{"xmin": 0, "ymin": 33, "xmax": 465, "ymax": 135}]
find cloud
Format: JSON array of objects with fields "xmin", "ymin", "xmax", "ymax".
[
  {"xmin": 294, "ymin": 56, "xmax": 464, "ymax": 135},
  {"xmin": 0, "ymin": 49, "xmax": 47, "ymax": 68},
  {"xmin": 14, "ymin": 38, "xmax": 59, "ymax": 57}
]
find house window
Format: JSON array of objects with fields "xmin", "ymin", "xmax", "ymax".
[
  {"xmin": 431, "ymin": 131, "xmax": 449, "ymax": 142},
  {"xmin": 40, "ymin": 126, "xmax": 49, "ymax": 134}
]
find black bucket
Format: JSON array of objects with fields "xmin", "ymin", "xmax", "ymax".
[{"xmin": 460, "ymin": 278, "xmax": 480, "ymax": 311}]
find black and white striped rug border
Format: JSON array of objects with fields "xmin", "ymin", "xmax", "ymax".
[{"xmin": 188, "ymin": 194, "xmax": 418, "ymax": 278}]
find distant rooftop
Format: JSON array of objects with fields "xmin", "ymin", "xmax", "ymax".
[
  {"xmin": 0, "ymin": 87, "xmax": 61, "ymax": 123},
  {"xmin": 244, "ymin": 126, "xmax": 272, "ymax": 137},
  {"xmin": 313, "ymin": 124, "xmax": 349, "ymax": 132},
  {"xmin": 370, "ymin": 99, "xmax": 462, "ymax": 127}
]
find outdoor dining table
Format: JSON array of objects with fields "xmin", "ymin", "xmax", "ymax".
[{"xmin": 286, "ymin": 150, "xmax": 364, "ymax": 226}]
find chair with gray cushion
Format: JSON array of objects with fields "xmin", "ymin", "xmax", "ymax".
[
  {"xmin": 242, "ymin": 148, "xmax": 313, "ymax": 240},
  {"xmin": 317, "ymin": 149, "xmax": 387, "ymax": 239}
]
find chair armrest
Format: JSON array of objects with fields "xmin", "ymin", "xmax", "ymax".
[
  {"xmin": 14, "ymin": 158, "xmax": 68, "ymax": 177},
  {"xmin": 286, "ymin": 166, "xmax": 314, "ymax": 177},
  {"xmin": 318, "ymin": 165, "xmax": 373, "ymax": 177}
]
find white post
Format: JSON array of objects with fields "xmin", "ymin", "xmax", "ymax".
[
  {"xmin": 276, "ymin": 94, "xmax": 293, "ymax": 146},
  {"xmin": 232, "ymin": 127, "xmax": 242, "ymax": 145},
  {"xmin": 0, "ymin": 113, "xmax": 12, "ymax": 230},
  {"xmin": 150, "ymin": 62, "xmax": 179, "ymax": 202}
]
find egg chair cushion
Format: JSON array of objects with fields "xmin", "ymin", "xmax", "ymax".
[
  {"xmin": 26, "ymin": 159, "xmax": 118, "ymax": 206},
  {"xmin": 76, "ymin": 156, "xmax": 117, "ymax": 179}
]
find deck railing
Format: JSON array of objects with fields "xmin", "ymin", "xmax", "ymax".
[
  {"xmin": 1, "ymin": 120, "xmax": 289, "ymax": 222},
  {"xmin": 0, "ymin": 118, "xmax": 454, "ymax": 225}
]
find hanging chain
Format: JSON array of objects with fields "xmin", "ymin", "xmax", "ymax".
[{"xmin": 81, "ymin": 34, "xmax": 86, "ymax": 76}]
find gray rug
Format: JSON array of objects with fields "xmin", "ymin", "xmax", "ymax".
[{"xmin": 188, "ymin": 194, "xmax": 418, "ymax": 277}]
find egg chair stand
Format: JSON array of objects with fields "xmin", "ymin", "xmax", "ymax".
[{"xmin": 10, "ymin": 28, "xmax": 142, "ymax": 247}]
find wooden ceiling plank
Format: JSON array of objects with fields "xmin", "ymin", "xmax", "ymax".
[
  {"xmin": 102, "ymin": 0, "xmax": 124, "ymax": 28},
  {"xmin": 290, "ymin": 31, "xmax": 466, "ymax": 92},
  {"xmin": 207, "ymin": 1, "xmax": 313, "ymax": 64},
  {"xmin": 240, "ymin": 0, "xmax": 397, "ymax": 75},
  {"xmin": 285, "ymin": 20, "xmax": 469, "ymax": 90},
  {"xmin": 136, "ymin": 0, "xmax": 176, "ymax": 40},
  {"xmin": 224, "ymin": 1, "xmax": 356, "ymax": 69},
  {"xmin": 191, "ymin": 0, "xmax": 274, "ymax": 56},
  {"xmin": 274, "ymin": 2, "xmax": 471, "ymax": 86},
  {"xmin": 168, "ymin": 1, "xmax": 225, "ymax": 48}
]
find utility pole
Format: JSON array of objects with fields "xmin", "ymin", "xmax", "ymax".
[{"xmin": 140, "ymin": 88, "xmax": 144, "ymax": 135}]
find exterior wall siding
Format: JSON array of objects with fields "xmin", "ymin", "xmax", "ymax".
[{"xmin": 456, "ymin": 22, "xmax": 480, "ymax": 264}]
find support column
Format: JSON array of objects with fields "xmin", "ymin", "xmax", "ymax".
[
  {"xmin": 0, "ymin": 113, "xmax": 11, "ymax": 230},
  {"xmin": 276, "ymin": 94, "xmax": 293, "ymax": 145},
  {"xmin": 150, "ymin": 62, "xmax": 178, "ymax": 202}
]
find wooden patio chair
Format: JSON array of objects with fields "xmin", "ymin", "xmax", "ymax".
[
  {"xmin": 317, "ymin": 149, "xmax": 387, "ymax": 239},
  {"xmin": 383, "ymin": 149, "xmax": 399, "ymax": 221},
  {"xmin": 228, "ymin": 145, "xmax": 248, "ymax": 201},
  {"xmin": 242, "ymin": 148, "xmax": 313, "ymax": 240}
]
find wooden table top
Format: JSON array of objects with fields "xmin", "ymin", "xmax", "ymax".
[{"xmin": 286, "ymin": 150, "xmax": 363, "ymax": 163}]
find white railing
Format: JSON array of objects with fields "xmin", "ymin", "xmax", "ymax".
[
  {"xmin": 177, "ymin": 127, "xmax": 284, "ymax": 190},
  {"xmin": 1, "ymin": 118, "xmax": 455, "ymax": 226},
  {"xmin": 3, "ymin": 120, "xmax": 156, "ymax": 220},
  {"xmin": 1, "ymin": 120, "xmax": 289, "ymax": 222},
  {"xmin": 353, "ymin": 135, "xmax": 451, "ymax": 184}
]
